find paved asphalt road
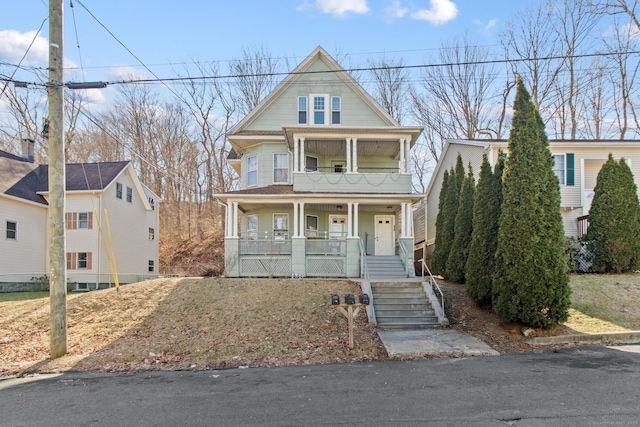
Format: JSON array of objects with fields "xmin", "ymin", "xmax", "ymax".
[{"xmin": 1, "ymin": 346, "xmax": 639, "ymax": 426}]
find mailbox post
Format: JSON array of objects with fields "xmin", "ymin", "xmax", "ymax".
[{"xmin": 331, "ymin": 293, "xmax": 370, "ymax": 349}]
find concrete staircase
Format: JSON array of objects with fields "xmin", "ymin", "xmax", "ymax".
[
  {"xmin": 371, "ymin": 281, "xmax": 441, "ymax": 329},
  {"xmin": 365, "ymin": 256, "xmax": 410, "ymax": 280}
]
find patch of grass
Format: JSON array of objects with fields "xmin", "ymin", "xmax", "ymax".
[
  {"xmin": 566, "ymin": 273, "xmax": 640, "ymax": 331},
  {"xmin": 0, "ymin": 292, "xmax": 49, "ymax": 303}
]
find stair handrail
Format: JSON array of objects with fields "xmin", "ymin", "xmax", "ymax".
[
  {"xmin": 397, "ymin": 239, "xmax": 412, "ymax": 277},
  {"xmin": 421, "ymin": 259, "xmax": 445, "ymax": 316}
]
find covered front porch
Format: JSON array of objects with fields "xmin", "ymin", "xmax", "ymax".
[{"xmin": 222, "ymin": 196, "xmax": 418, "ymax": 278}]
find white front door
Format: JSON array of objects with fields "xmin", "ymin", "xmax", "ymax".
[{"xmin": 375, "ymin": 215, "xmax": 395, "ymax": 255}]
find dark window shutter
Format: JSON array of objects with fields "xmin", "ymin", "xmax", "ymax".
[{"xmin": 566, "ymin": 153, "xmax": 574, "ymax": 186}]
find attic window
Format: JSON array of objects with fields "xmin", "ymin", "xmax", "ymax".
[
  {"xmin": 298, "ymin": 96, "xmax": 307, "ymax": 124},
  {"xmin": 313, "ymin": 96, "xmax": 325, "ymax": 124},
  {"xmin": 331, "ymin": 96, "xmax": 341, "ymax": 124}
]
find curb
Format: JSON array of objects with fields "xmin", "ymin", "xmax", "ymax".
[{"xmin": 525, "ymin": 331, "xmax": 640, "ymax": 346}]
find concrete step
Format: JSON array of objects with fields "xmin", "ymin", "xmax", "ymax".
[
  {"xmin": 376, "ymin": 321, "xmax": 441, "ymax": 329},
  {"xmin": 377, "ymin": 315, "xmax": 440, "ymax": 323},
  {"xmin": 374, "ymin": 297, "xmax": 429, "ymax": 305}
]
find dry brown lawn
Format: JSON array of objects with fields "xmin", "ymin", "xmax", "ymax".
[
  {"xmin": 2, "ymin": 274, "xmax": 638, "ymax": 377},
  {"xmin": 0, "ymin": 278, "xmax": 385, "ymax": 376}
]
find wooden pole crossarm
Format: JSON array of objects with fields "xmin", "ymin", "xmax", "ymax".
[{"xmin": 332, "ymin": 303, "xmax": 367, "ymax": 349}]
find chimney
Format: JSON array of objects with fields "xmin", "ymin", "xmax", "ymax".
[{"xmin": 21, "ymin": 138, "xmax": 35, "ymax": 163}]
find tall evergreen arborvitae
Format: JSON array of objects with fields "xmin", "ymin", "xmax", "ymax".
[
  {"xmin": 465, "ymin": 153, "xmax": 504, "ymax": 306},
  {"xmin": 492, "ymin": 79, "xmax": 570, "ymax": 329},
  {"xmin": 446, "ymin": 163, "xmax": 476, "ymax": 283},
  {"xmin": 431, "ymin": 170, "xmax": 450, "ymax": 275},
  {"xmin": 432, "ymin": 154, "xmax": 464, "ymax": 276},
  {"xmin": 586, "ymin": 154, "xmax": 640, "ymax": 272}
]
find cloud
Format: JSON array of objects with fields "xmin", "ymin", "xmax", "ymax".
[
  {"xmin": 384, "ymin": 0, "xmax": 409, "ymax": 20},
  {"xmin": 411, "ymin": 0, "xmax": 458, "ymax": 26},
  {"xmin": 298, "ymin": 0, "xmax": 370, "ymax": 17},
  {"xmin": 108, "ymin": 65, "xmax": 150, "ymax": 82},
  {"xmin": 0, "ymin": 30, "xmax": 49, "ymax": 66},
  {"xmin": 485, "ymin": 19, "xmax": 497, "ymax": 30}
]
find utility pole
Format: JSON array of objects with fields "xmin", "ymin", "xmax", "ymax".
[{"xmin": 48, "ymin": 0, "xmax": 67, "ymax": 358}]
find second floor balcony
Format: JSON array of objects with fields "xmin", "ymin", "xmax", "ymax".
[{"xmin": 284, "ymin": 126, "xmax": 421, "ymax": 194}]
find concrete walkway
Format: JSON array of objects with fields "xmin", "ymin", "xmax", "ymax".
[{"xmin": 377, "ymin": 329, "xmax": 500, "ymax": 357}]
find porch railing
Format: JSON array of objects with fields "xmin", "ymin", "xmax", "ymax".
[
  {"xmin": 305, "ymin": 239, "xmax": 346, "ymax": 256},
  {"xmin": 577, "ymin": 215, "xmax": 589, "ymax": 239},
  {"xmin": 239, "ymin": 239, "xmax": 292, "ymax": 255}
]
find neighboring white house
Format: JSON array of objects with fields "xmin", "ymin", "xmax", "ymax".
[
  {"xmin": 0, "ymin": 140, "xmax": 159, "ymax": 291},
  {"xmin": 415, "ymin": 139, "xmax": 640, "ymax": 263},
  {"xmin": 215, "ymin": 46, "xmax": 423, "ymax": 278}
]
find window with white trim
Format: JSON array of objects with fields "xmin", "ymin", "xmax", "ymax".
[
  {"xmin": 274, "ymin": 153, "xmax": 289, "ymax": 183},
  {"xmin": 247, "ymin": 155, "xmax": 257, "ymax": 187},
  {"xmin": 553, "ymin": 154, "xmax": 566, "ymax": 185},
  {"xmin": 298, "ymin": 96, "xmax": 307, "ymax": 124},
  {"xmin": 273, "ymin": 213, "xmax": 289, "ymax": 240},
  {"xmin": 66, "ymin": 212, "xmax": 93, "ymax": 230},
  {"xmin": 306, "ymin": 215, "xmax": 318, "ymax": 238},
  {"xmin": 305, "ymin": 155, "xmax": 318, "ymax": 172},
  {"xmin": 313, "ymin": 95, "xmax": 326, "ymax": 124},
  {"xmin": 116, "ymin": 182, "xmax": 123, "ymax": 199},
  {"xmin": 126, "ymin": 187, "xmax": 133, "ymax": 203},
  {"xmin": 148, "ymin": 260, "xmax": 155, "ymax": 272},
  {"xmin": 6, "ymin": 221, "xmax": 17, "ymax": 240},
  {"xmin": 67, "ymin": 252, "xmax": 92, "ymax": 270},
  {"xmin": 331, "ymin": 96, "xmax": 341, "ymax": 124},
  {"xmin": 247, "ymin": 214, "xmax": 258, "ymax": 240},
  {"xmin": 149, "ymin": 227, "xmax": 155, "ymax": 240}
]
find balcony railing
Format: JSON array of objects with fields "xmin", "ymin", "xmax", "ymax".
[
  {"xmin": 239, "ymin": 239, "xmax": 292, "ymax": 255},
  {"xmin": 293, "ymin": 170, "xmax": 412, "ymax": 193}
]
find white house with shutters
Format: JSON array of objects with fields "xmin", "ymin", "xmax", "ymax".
[
  {"xmin": 0, "ymin": 141, "xmax": 159, "ymax": 291},
  {"xmin": 215, "ymin": 46, "xmax": 424, "ymax": 278},
  {"xmin": 415, "ymin": 138, "xmax": 640, "ymax": 263}
]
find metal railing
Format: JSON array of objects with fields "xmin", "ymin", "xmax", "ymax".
[
  {"xmin": 397, "ymin": 239, "xmax": 413, "ymax": 277},
  {"xmin": 421, "ymin": 259, "xmax": 445, "ymax": 317}
]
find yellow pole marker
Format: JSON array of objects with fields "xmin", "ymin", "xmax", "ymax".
[
  {"xmin": 104, "ymin": 209, "xmax": 120, "ymax": 290},
  {"xmin": 93, "ymin": 208, "xmax": 117, "ymax": 291}
]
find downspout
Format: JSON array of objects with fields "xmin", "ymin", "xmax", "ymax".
[{"xmin": 97, "ymin": 192, "xmax": 102, "ymax": 290}]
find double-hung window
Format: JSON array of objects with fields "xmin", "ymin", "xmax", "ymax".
[
  {"xmin": 6, "ymin": 221, "xmax": 17, "ymax": 240},
  {"xmin": 553, "ymin": 154, "xmax": 566, "ymax": 185},
  {"xmin": 298, "ymin": 96, "xmax": 307, "ymax": 124},
  {"xmin": 66, "ymin": 212, "xmax": 93, "ymax": 230},
  {"xmin": 126, "ymin": 187, "xmax": 133, "ymax": 203},
  {"xmin": 116, "ymin": 183, "xmax": 123, "ymax": 199},
  {"xmin": 149, "ymin": 227, "xmax": 155, "ymax": 240},
  {"xmin": 274, "ymin": 153, "xmax": 289, "ymax": 184},
  {"xmin": 247, "ymin": 214, "xmax": 258, "ymax": 240},
  {"xmin": 67, "ymin": 252, "xmax": 92, "ymax": 270},
  {"xmin": 313, "ymin": 95, "xmax": 327, "ymax": 124},
  {"xmin": 331, "ymin": 96, "xmax": 341, "ymax": 124},
  {"xmin": 247, "ymin": 155, "xmax": 257, "ymax": 187},
  {"xmin": 273, "ymin": 214, "xmax": 289, "ymax": 240}
]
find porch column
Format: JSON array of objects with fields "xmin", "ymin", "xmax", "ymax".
[
  {"xmin": 225, "ymin": 203, "xmax": 231, "ymax": 237},
  {"xmin": 293, "ymin": 202, "xmax": 299, "ymax": 237},
  {"xmin": 401, "ymin": 203, "xmax": 407, "ymax": 237},
  {"xmin": 294, "ymin": 137, "xmax": 299, "ymax": 173},
  {"xmin": 405, "ymin": 138, "xmax": 411, "ymax": 173},
  {"xmin": 232, "ymin": 202, "xmax": 239, "ymax": 238},
  {"xmin": 346, "ymin": 138, "xmax": 351, "ymax": 173},
  {"xmin": 300, "ymin": 202, "xmax": 305, "ymax": 237},
  {"xmin": 347, "ymin": 203, "xmax": 353, "ymax": 237},
  {"xmin": 399, "ymin": 139, "xmax": 406, "ymax": 173},
  {"xmin": 354, "ymin": 202, "xmax": 359, "ymax": 238},
  {"xmin": 299, "ymin": 137, "xmax": 305, "ymax": 172},
  {"xmin": 352, "ymin": 138, "xmax": 358, "ymax": 173}
]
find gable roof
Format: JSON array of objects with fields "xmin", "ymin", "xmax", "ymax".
[
  {"xmin": 0, "ymin": 152, "xmax": 131, "ymax": 205},
  {"xmin": 229, "ymin": 46, "xmax": 398, "ymax": 135}
]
